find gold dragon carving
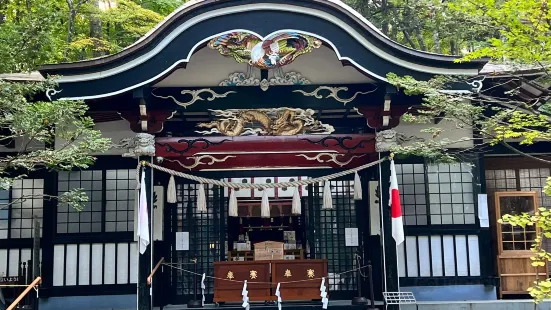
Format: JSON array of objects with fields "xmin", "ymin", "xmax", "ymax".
[{"xmin": 196, "ymin": 108, "xmax": 334, "ymax": 136}]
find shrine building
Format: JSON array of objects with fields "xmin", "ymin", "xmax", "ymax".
[{"xmin": 1, "ymin": 1, "xmax": 550, "ymax": 310}]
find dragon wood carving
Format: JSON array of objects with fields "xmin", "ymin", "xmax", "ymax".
[{"xmin": 197, "ymin": 108, "xmax": 334, "ymax": 136}]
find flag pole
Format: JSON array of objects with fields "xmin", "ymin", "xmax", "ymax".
[
  {"xmin": 136, "ymin": 161, "xmax": 141, "ymax": 310},
  {"xmin": 390, "ymin": 155, "xmax": 404, "ymax": 310},
  {"xmin": 149, "ymin": 158, "xmax": 154, "ymax": 309},
  {"xmin": 396, "ymin": 244, "xmax": 401, "ymax": 310},
  {"xmin": 377, "ymin": 152, "xmax": 388, "ymax": 310}
]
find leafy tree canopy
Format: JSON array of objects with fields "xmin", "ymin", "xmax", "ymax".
[{"xmin": 0, "ymin": 0, "xmax": 185, "ymax": 210}]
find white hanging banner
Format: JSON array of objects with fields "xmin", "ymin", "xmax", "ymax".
[
  {"xmin": 320, "ymin": 277, "xmax": 328, "ymax": 309},
  {"xmin": 275, "ymin": 283, "xmax": 282, "ymax": 310},
  {"xmin": 478, "ymin": 194, "xmax": 489, "ymax": 228},
  {"xmin": 201, "ymin": 273, "xmax": 206, "ymax": 306},
  {"xmin": 153, "ymin": 185, "xmax": 164, "ymax": 241},
  {"xmin": 242, "ymin": 280, "xmax": 250, "ymax": 310}
]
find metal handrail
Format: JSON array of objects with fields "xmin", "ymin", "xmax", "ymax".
[
  {"xmin": 147, "ymin": 257, "xmax": 165, "ymax": 286},
  {"xmin": 7, "ymin": 276, "xmax": 41, "ymax": 310}
]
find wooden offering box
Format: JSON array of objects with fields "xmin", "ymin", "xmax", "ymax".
[
  {"xmin": 254, "ymin": 241, "xmax": 284, "ymax": 261},
  {"xmin": 213, "ymin": 261, "xmax": 272, "ymax": 302},
  {"xmin": 272, "ymin": 259, "xmax": 328, "ymax": 301}
]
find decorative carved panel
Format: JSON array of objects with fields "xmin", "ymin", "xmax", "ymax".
[
  {"xmin": 196, "ymin": 108, "xmax": 334, "ymax": 136},
  {"xmin": 208, "ymin": 32, "xmax": 322, "ymax": 69}
]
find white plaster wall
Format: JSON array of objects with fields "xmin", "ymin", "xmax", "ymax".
[
  {"xmin": 269, "ymin": 45, "xmax": 373, "ymax": 84},
  {"xmin": 395, "ymin": 118, "xmax": 474, "ymax": 149},
  {"xmin": 153, "ymin": 45, "xmax": 373, "ymax": 87},
  {"xmin": 55, "ymin": 120, "xmax": 134, "ymax": 156},
  {"xmin": 154, "ymin": 48, "xmax": 253, "ymax": 87}
]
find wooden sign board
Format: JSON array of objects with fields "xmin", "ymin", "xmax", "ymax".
[{"xmin": 254, "ymin": 241, "xmax": 284, "ymax": 260}]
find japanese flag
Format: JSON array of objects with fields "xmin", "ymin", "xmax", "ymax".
[{"xmin": 390, "ymin": 159, "xmax": 404, "ymax": 245}]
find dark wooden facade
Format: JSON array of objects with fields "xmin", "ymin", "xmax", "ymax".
[{"xmin": 0, "ymin": 1, "xmax": 504, "ymax": 310}]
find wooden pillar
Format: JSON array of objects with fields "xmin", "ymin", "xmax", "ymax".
[
  {"xmin": 138, "ymin": 162, "xmax": 153, "ymax": 310},
  {"xmin": 374, "ymin": 129, "xmax": 399, "ymax": 310},
  {"xmin": 40, "ymin": 169, "xmax": 57, "ymax": 297},
  {"xmin": 378, "ymin": 156, "xmax": 399, "ymax": 310},
  {"xmin": 122, "ymin": 132, "xmax": 156, "ymax": 310},
  {"xmin": 361, "ymin": 167, "xmax": 384, "ymax": 301}
]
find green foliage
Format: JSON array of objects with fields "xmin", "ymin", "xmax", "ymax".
[
  {"xmin": 0, "ymin": 78, "xmax": 111, "ymax": 210},
  {"xmin": 0, "ymin": 0, "xmax": 183, "ymax": 210},
  {"xmin": 0, "ymin": 0, "xmax": 184, "ymax": 73},
  {"xmin": 383, "ymin": 0, "xmax": 551, "ymax": 302},
  {"xmin": 344, "ymin": 0, "xmax": 494, "ymax": 54},
  {"xmin": 450, "ymin": 0, "xmax": 551, "ymax": 64}
]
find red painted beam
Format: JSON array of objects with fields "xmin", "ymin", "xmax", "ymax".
[
  {"xmin": 156, "ymin": 134, "xmax": 376, "ymax": 158},
  {"xmin": 161, "ymin": 152, "xmax": 377, "ymax": 171}
]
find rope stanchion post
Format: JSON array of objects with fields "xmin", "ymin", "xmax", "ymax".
[
  {"xmin": 367, "ymin": 261, "xmax": 376, "ymax": 310},
  {"xmin": 351, "ymin": 250, "xmax": 367, "ymax": 305},
  {"xmin": 187, "ymin": 259, "xmax": 202, "ymax": 308}
]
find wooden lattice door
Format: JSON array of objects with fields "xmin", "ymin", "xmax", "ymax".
[{"xmin": 495, "ymin": 191, "xmax": 547, "ymax": 297}]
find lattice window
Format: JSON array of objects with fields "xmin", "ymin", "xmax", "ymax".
[
  {"xmin": 105, "ymin": 169, "xmax": 136, "ymax": 232},
  {"xmin": 485, "ymin": 169, "xmax": 517, "ymax": 192},
  {"xmin": 395, "ymin": 164, "xmax": 427, "ymax": 225},
  {"xmin": 311, "ymin": 180, "xmax": 357, "ymax": 292},
  {"xmin": 395, "ymin": 162, "xmax": 477, "ymax": 226},
  {"xmin": 519, "ymin": 168, "xmax": 551, "ymax": 208},
  {"xmin": 174, "ymin": 183, "xmax": 223, "ymax": 297},
  {"xmin": 0, "ymin": 189, "xmax": 10, "ymax": 239},
  {"xmin": 57, "ymin": 169, "xmax": 135, "ymax": 234},
  {"xmin": 9, "ymin": 179, "xmax": 44, "ymax": 238},
  {"xmin": 58, "ymin": 171, "xmax": 103, "ymax": 233},
  {"xmin": 427, "ymin": 163, "xmax": 475, "ymax": 225}
]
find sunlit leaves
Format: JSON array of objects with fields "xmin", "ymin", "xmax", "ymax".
[{"xmin": 0, "ymin": 79, "xmax": 110, "ymax": 210}]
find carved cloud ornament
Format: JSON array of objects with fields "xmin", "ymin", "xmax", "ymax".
[
  {"xmin": 293, "ymin": 86, "xmax": 377, "ymax": 105},
  {"xmin": 196, "ymin": 108, "xmax": 335, "ymax": 136},
  {"xmin": 151, "ymin": 88, "xmax": 235, "ymax": 108},
  {"xmin": 297, "ymin": 153, "xmax": 366, "ymax": 167},
  {"xmin": 165, "ymin": 155, "xmax": 235, "ymax": 170}
]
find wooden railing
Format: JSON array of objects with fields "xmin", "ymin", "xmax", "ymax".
[
  {"xmin": 7, "ymin": 276, "xmax": 41, "ymax": 310},
  {"xmin": 147, "ymin": 257, "xmax": 165, "ymax": 286}
]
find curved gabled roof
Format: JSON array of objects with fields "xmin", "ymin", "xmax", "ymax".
[{"xmin": 40, "ymin": 0, "xmax": 488, "ymax": 100}]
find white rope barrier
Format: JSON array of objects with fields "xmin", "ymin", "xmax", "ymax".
[{"xmin": 140, "ymin": 157, "xmax": 387, "ymax": 190}]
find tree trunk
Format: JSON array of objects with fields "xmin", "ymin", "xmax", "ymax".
[
  {"xmin": 64, "ymin": 9, "xmax": 76, "ymax": 60},
  {"xmin": 66, "ymin": 9, "xmax": 76, "ymax": 44},
  {"xmin": 402, "ymin": 29, "xmax": 417, "ymax": 49},
  {"xmin": 414, "ymin": 28, "xmax": 427, "ymax": 51},
  {"xmin": 90, "ymin": 0, "xmax": 103, "ymax": 57},
  {"xmin": 433, "ymin": 30, "xmax": 441, "ymax": 54},
  {"xmin": 450, "ymin": 39, "xmax": 458, "ymax": 55},
  {"xmin": 0, "ymin": 0, "xmax": 6, "ymax": 25},
  {"xmin": 390, "ymin": 24, "xmax": 398, "ymax": 41},
  {"xmin": 380, "ymin": 0, "xmax": 389, "ymax": 35}
]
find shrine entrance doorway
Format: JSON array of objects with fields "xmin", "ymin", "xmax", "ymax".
[{"xmin": 165, "ymin": 171, "xmax": 369, "ymax": 305}]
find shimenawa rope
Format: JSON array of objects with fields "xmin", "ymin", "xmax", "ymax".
[{"xmin": 138, "ymin": 157, "xmax": 387, "ymax": 189}]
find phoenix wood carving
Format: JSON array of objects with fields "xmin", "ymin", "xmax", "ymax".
[
  {"xmin": 196, "ymin": 108, "xmax": 334, "ymax": 136},
  {"xmin": 208, "ymin": 32, "xmax": 322, "ymax": 69}
]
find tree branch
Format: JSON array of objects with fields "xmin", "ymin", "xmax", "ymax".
[{"xmin": 499, "ymin": 141, "xmax": 551, "ymax": 165}]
